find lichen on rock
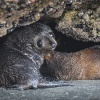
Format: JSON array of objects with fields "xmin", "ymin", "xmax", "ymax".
[
  {"xmin": 56, "ymin": 0, "xmax": 100, "ymax": 42},
  {"xmin": 0, "ymin": 0, "xmax": 100, "ymax": 42},
  {"xmin": 0, "ymin": 0, "xmax": 65, "ymax": 37}
]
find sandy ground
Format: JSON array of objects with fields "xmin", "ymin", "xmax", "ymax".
[{"xmin": 0, "ymin": 80, "xmax": 100, "ymax": 100}]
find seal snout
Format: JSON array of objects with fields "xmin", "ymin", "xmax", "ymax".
[
  {"xmin": 51, "ymin": 42, "xmax": 57, "ymax": 50},
  {"xmin": 49, "ymin": 37, "xmax": 57, "ymax": 50},
  {"xmin": 52, "ymin": 43, "xmax": 57, "ymax": 48}
]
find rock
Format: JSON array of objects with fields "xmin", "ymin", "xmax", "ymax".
[
  {"xmin": 0, "ymin": 0, "xmax": 100, "ymax": 42},
  {"xmin": 70, "ymin": 0, "xmax": 99, "ymax": 10},
  {"xmin": 0, "ymin": 0, "xmax": 65, "ymax": 37},
  {"xmin": 56, "ymin": 8, "xmax": 100, "ymax": 42},
  {"xmin": 0, "ymin": 80, "xmax": 100, "ymax": 100},
  {"xmin": 56, "ymin": 1, "xmax": 100, "ymax": 42}
]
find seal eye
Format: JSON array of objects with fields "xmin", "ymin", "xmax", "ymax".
[
  {"xmin": 49, "ymin": 32, "xmax": 54, "ymax": 37},
  {"xmin": 37, "ymin": 39, "xmax": 43, "ymax": 48}
]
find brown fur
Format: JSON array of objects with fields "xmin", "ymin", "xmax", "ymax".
[{"xmin": 44, "ymin": 48, "xmax": 100, "ymax": 80}]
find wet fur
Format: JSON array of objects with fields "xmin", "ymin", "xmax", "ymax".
[
  {"xmin": 44, "ymin": 47, "xmax": 100, "ymax": 80},
  {"xmin": 0, "ymin": 22, "xmax": 72, "ymax": 90}
]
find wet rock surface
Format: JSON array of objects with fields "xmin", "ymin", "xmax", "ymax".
[{"xmin": 0, "ymin": 80, "xmax": 100, "ymax": 100}]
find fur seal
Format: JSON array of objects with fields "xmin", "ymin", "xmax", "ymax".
[
  {"xmin": 44, "ymin": 47, "xmax": 100, "ymax": 80},
  {"xmin": 0, "ymin": 22, "xmax": 71, "ymax": 90}
]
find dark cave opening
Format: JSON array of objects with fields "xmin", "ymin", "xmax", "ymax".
[{"xmin": 54, "ymin": 32, "xmax": 99, "ymax": 53}]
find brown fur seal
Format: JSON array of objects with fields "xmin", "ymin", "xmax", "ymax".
[
  {"xmin": 0, "ymin": 23, "xmax": 72, "ymax": 90},
  {"xmin": 44, "ymin": 47, "xmax": 100, "ymax": 80}
]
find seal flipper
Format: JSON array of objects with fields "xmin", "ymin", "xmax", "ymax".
[
  {"xmin": 38, "ymin": 80, "xmax": 74, "ymax": 88},
  {"xmin": 5, "ymin": 80, "xmax": 74, "ymax": 90}
]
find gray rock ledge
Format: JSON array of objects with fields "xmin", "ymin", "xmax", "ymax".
[{"xmin": 0, "ymin": 80, "xmax": 100, "ymax": 100}]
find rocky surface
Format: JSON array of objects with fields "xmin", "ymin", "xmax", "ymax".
[
  {"xmin": 0, "ymin": 0, "xmax": 65, "ymax": 37},
  {"xmin": 0, "ymin": 80, "xmax": 100, "ymax": 100},
  {"xmin": 56, "ymin": 0, "xmax": 100, "ymax": 42},
  {"xmin": 0, "ymin": 0, "xmax": 100, "ymax": 42}
]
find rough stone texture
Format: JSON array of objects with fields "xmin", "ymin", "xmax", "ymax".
[
  {"xmin": 0, "ymin": 0, "xmax": 65, "ymax": 37},
  {"xmin": 70, "ymin": 0, "xmax": 100, "ymax": 10},
  {"xmin": 56, "ymin": 0, "xmax": 100, "ymax": 42},
  {"xmin": 0, "ymin": 80, "xmax": 100, "ymax": 100},
  {"xmin": 0, "ymin": 0, "xmax": 100, "ymax": 42}
]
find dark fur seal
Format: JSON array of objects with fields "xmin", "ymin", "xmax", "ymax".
[
  {"xmin": 0, "ymin": 23, "xmax": 71, "ymax": 90},
  {"xmin": 44, "ymin": 47, "xmax": 100, "ymax": 80}
]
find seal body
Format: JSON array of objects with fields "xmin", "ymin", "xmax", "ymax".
[
  {"xmin": 44, "ymin": 47, "xmax": 100, "ymax": 80},
  {"xmin": 0, "ymin": 22, "xmax": 70, "ymax": 90}
]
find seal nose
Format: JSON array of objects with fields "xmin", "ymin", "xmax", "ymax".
[
  {"xmin": 49, "ymin": 37, "xmax": 57, "ymax": 50},
  {"xmin": 52, "ymin": 43, "xmax": 57, "ymax": 49}
]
